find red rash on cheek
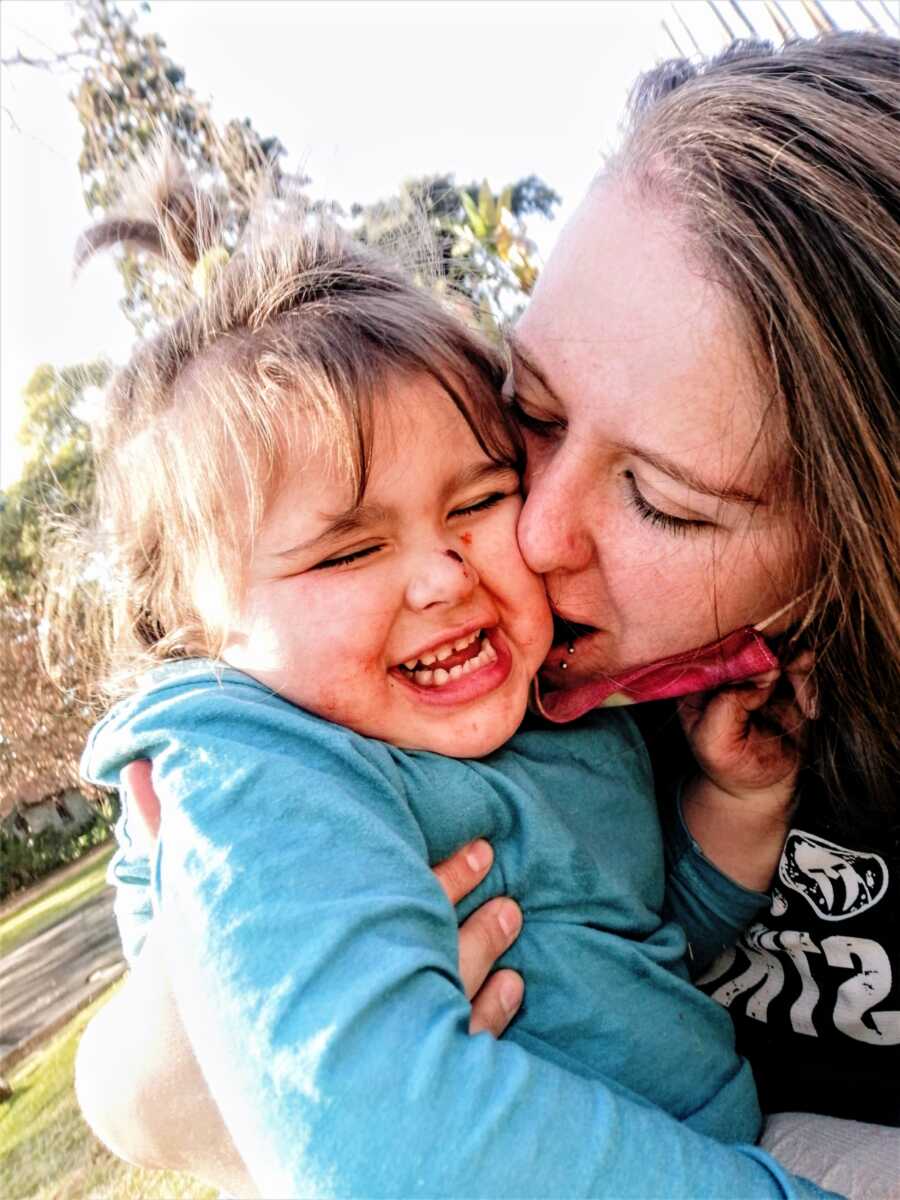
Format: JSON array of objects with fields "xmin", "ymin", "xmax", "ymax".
[{"xmin": 460, "ymin": 531, "xmax": 472, "ymax": 546}]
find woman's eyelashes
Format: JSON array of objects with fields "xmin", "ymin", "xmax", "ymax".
[
  {"xmin": 624, "ymin": 471, "xmax": 713, "ymax": 536},
  {"xmin": 505, "ymin": 393, "xmax": 566, "ymax": 438}
]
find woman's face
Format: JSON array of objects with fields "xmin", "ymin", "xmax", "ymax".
[{"xmin": 512, "ymin": 182, "xmax": 803, "ymax": 686}]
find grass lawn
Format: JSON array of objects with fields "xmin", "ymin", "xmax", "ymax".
[
  {"xmin": 0, "ymin": 848, "xmax": 116, "ymax": 959},
  {"xmin": 0, "ymin": 983, "xmax": 216, "ymax": 1200}
]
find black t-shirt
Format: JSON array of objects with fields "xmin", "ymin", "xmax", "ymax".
[
  {"xmin": 697, "ymin": 796, "xmax": 900, "ymax": 1125},
  {"xmin": 634, "ymin": 704, "xmax": 900, "ymax": 1126}
]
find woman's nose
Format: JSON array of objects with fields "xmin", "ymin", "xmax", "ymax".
[
  {"xmin": 518, "ymin": 451, "xmax": 595, "ymax": 576},
  {"xmin": 405, "ymin": 547, "xmax": 480, "ymax": 612}
]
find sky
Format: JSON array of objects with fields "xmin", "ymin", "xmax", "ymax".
[{"xmin": 0, "ymin": 0, "xmax": 886, "ymax": 486}]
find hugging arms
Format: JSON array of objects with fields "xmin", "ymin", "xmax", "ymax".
[{"xmin": 70, "ymin": 30, "xmax": 898, "ymax": 1200}]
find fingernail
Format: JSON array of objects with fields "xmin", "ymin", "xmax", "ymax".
[
  {"xmin": 497, "ymin": 902, "xmax": 521, "ymax": 939},
  {"xmin": 752, "ymin": 670, "xmax": 780, "ymax": 688},
  {"xmin": 499, "ymin": 976, "xmax": 521, "ymax": 1015},
  {"xmin": 465, "ymin": 839, "xmax": 492, "ymax": 873}
]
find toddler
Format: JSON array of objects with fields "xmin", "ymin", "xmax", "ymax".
[{"xmin": 76, "ymin": 157, "xmax": 813, "ymax": 1199}]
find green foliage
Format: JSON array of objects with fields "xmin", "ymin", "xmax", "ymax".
[
  {"xmin": 0, "ymin": 809, "xmax": 116, "ymax": 902},
  {"xmin": 0, "ymin": 846, "xmax": 114, "ymax": 956},
  {"xmin": 69, "ymin": 0, "xmax": 296, "ymax": 331},
  {"xmin": 353, "ymin": 173, "xmax": 559, "ymax": 327},
  {"xmin": 0, "ymin": 361, "xmax": 107, "ymax": 600}
]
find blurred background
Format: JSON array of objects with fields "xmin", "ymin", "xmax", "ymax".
[{"xmin": 1, "ymin": 3, "xmax": 897, "ymax": 1193}]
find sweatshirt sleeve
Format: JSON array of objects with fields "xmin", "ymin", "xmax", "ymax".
[
  {"xmin": 86, "ymin": 679, "xmax": 838, "ymax": 1200},
  {"xmin": 663, "ymin": 783, "xmax": 770, "ymax": 976}
]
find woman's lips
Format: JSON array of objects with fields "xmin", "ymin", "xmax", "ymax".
[
  {"xmin": 390, "ymin": 628, "xmax": 513, "ymax": 707},
  {"xmin": 535, "ymin": 627, "xmax": 779, "ymax": 723},
  {"xmin": 540, "ymin": 628, "xmax": 612, "ymax": 689}
]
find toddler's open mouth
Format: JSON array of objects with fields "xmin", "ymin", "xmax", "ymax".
[
  {"xmin": 395, "ymin": 628, "xmax": 497, "ymax": 688},
  {"xmin": 390, "ymin": 627, "xmax": 511, "ymax": 705}
]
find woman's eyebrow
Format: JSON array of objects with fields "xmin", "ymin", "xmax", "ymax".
[
  {"xmin": 508, "ymin": 335, "xmax": 564, "ymax": 405},
  {"xmin": 509, "ymin": 335, "xmax": 763, "ymax": 508},
  {"xmin": 623, "ymin": 443, "xmax": 764, "ymax": 506}
]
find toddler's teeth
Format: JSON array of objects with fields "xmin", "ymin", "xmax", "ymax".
[
  {"xmin": 421, "ymin": 652, "xmax": 437, "ymax": 666},
  {"xmin": 415, "ymin": 669, "xmax": 434, "ymax": 686},
  {"xmin": 484, "ymin": 640, "xmax": 497, "ymax": 663},
  {"xmin": 404, "ymin": 659, "xmax": 417, "ymax": 670},
  {"xmin": 435, "ymin": 646, "xmax": 452, "ymax": 662},
  {"xmin": 433, "ymin": 668, "xmax": 450, "ymax": 686},
  {"xmin": 449, "ymin": 664, "xmax": 463, "ymax": 680}
]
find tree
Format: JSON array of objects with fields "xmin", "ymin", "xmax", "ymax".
[
  {"xmin": 68, "ymin": 0, "xmax": 295, "ymax": 331},
  {"xmin": 0, "ymin": 362, "xmax": 111, "ymax": 827},
  {"xmin": 353, "ymin": 173, "xmax": 559, "ymax": 327},
  {"xmin": 0, "ymin": 361, "xmax": 107, "ymax": 602}
]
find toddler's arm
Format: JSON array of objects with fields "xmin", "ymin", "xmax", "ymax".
[
  {"xmin": 120, "ymin": 699, "xmax": 840, "ymax": 1196},
  {"xmin": 77, "ymin": 786, "xmax": 521, "ymax": 1184},
  {"xmin": 83, "ymin": 678, "xmax": 835, "ymax": 1199}
]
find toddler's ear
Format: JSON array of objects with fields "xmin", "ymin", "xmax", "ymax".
[{"xmin": 121, "ymin": 759, "xmax": 161, "ymax": 840}]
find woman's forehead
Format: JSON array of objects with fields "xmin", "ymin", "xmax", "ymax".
[{"xmin": 514, "ymin": 184, "xmax": 778, "ymax": 485}]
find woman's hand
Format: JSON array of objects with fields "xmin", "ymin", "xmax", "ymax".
[
  {"xmin": 433, "ymin": 840, "xmax": 524, "ymax": 1035},
  {"xmin": 121, "ymin": 761, "xmax": 524, "ymax": 1036},
  {"xmin": 677, "ymin": 652, "xmax": 815, "ymax": 890}
]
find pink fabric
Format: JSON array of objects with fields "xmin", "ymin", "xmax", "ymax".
[{"xmin": 534, "ymin": 627, "xmax": 779, "ymax": 723}]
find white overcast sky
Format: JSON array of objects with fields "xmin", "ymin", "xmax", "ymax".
[{"xmin": 0, "ymin": 0, "xmax": 883, "ymax": 485}]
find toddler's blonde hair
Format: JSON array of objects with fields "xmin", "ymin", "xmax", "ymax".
[{"xmin": 65, "ymin": 149, "xmax": 518, "ymax": 695}]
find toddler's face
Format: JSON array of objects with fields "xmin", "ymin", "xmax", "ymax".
[{"xmin": 220, "ymin": 373, "xmax": 552, "ymax": 757}]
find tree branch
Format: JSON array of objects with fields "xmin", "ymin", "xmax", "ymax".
[
  {"xmin": 1, "ymin": 49, "xmax": 87, "ymax": 71},
  {"xmin": 2, "ymin": 105, "xmax": 22, "ymax": 134}
]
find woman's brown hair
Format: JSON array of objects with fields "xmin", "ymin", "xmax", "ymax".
[
  {"xmin": 617, "ymin": 32, "xmax": 899, "ymax": 833},
  {"xmin": 59, "ymin": 149, "xmax": 519, "ymax": 696}
]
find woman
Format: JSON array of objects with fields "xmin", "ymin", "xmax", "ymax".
[{"xmin": 77, "ymin": 31, "xmax": 898, "ymax": 1198}]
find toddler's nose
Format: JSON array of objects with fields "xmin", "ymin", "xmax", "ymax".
[{"xmin": 405, "ymin": 547, "xmax": 479, "ymax": 611}]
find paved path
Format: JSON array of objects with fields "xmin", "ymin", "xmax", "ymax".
[
  {"xmin": 0, "ymin": 842, "xmax": 113, "ymax": 922},
  {"xmin": 0, "ymin": 886, "xmax": 124, "ymax": 1070}
]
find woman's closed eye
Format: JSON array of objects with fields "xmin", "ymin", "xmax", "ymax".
[
  {"xmin": 505, "ymin": 393, "xmax": 567, "ymax": 438},
  {"xmin": 624, "ymin": 471, "xmax": 713, "ymax": 536}
]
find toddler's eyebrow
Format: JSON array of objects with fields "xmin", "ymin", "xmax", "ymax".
[
  {"xmin": 441, "ymin": 461, "xmax": 517, "ymax": 503},
  {"xmin": 273, "ymin": 463, "xmax": 516, "ymax": 560},
  {"xmin": 274, "ymin": 504, "xmax": 391, "ymax": 559}
]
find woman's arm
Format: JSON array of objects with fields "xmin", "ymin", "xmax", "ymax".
[{"xmin": 75, "ymin": 925, "xmax": 259, "ymax": 1198}]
